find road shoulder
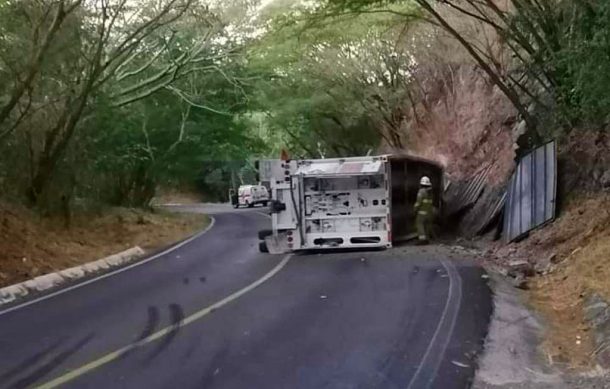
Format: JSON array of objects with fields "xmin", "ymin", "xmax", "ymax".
[{"xmin": 473, "ymin": 273, "xmax": 610, "ymax": 389}]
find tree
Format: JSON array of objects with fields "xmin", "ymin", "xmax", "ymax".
[
  {"xmin": 0, "ymin": 0, "xmax": 82, "ymax": 133},
  {"xmin": 0, "ymin": 0, "xmax": 254, "ymax": 205},
  {"xmin": 317, "ymin": 0, "xmax": 610, "ymax": 139},
  {"xmin": 76, "ymin": 41, "xmax": 265, "ymax": 206},
  {"xmin": 0, "ymin": 0, "xmax": 270, "ymax": 210},
  {"xmin": 246, "ymin": 2, "xmax": 413, "ymax": 157}
]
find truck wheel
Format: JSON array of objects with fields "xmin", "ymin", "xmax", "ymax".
[
  {"xmin": 258, "ymin": 241, "xmax": 269, "ymax": 253},
  {"xmin": 258, "ymin": 229, "xmax": 272, "ymax": 240},
  {"xmin": 247, "ymin": 201, "xmax": 254, "ymax": 208},
  {"xmin": 262, "ymin": 201, "xmax": 268, "ymax": 207}
]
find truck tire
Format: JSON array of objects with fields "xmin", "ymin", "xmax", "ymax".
[
  {"xmin": 258, "ymin": 241, "xmax": 269, "ymax": 253},
  {"xmin": 269, "ymin": 200, "xmax": 286, "ymax": 213},
  {"xmin": 258, "ymin": 229, "xmax": 273, "ymax": 240},
  {"xmin": 262, "ymin": 201, "xmax": 268, "ymax": 207},
  {"xmin": 247, "ymin": 201, "xmax": 254, "ymax": 208}
]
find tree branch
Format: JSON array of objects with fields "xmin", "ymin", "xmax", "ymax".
[{"xmin": 0, "ymin": 0, "xmax": 82, "ymax": 129}]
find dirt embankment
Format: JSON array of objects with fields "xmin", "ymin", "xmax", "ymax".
[
  {"xmin": 484, "ymin": 194, "xmax": 610, "ymax": 370},
  {"xmin": 480, "ymin": 130, "xmax": 610, "ymax": 370},
  {"xmin": 385, "ymin": 64, "xmax": 519, "ymax": 186},
  {"xmin": 0, "ymin": 203, "xmax": 208, "ymax": 288}
]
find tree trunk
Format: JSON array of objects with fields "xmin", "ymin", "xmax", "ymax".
[
  {"xmin": 27, "ymin": 157, "xmax": 56, "ymax": 205},
  {"xmin": 130, "ymin": 164, "xmax": 156, "ymax": 208}
]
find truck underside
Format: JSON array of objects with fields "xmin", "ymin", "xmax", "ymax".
[{"xmin": 259, "ymin": 155, "xmax": 443, "ymax": 254}]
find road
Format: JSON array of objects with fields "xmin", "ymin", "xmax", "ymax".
[{"xmin": 0, "ymin": 208, "xmax": 492, "ymax": 389}]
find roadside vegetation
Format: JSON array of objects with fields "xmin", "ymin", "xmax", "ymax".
[
  {"xmin": 0, "ymin": 0, "xmax": 266, "ymax": 212},
  {"xmin": 1, "ymin": 0, "xmax": 609, "ymax": 369},
  {"xmin": 2, "ymin": 0, "xmax": 608, "ymax": 210}
]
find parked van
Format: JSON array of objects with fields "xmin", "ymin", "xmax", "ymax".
[{"xmin": 235, "ymin": 185, "xmax": 269, "ymax": 208}]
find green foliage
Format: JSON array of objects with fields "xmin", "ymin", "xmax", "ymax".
[
  {"xmin": 6, "ymin": 0, "xmax": 608, "ymax": 212},
  {"xmin": 313, "ymin": 0, "xmax": 610, "ymax": 135},
  {"xmin": 553, "ymin": 1, "xmax": 610, "ymax": 125},
  {"xmin": 0, "ymin": 0, "xmax": 271, "ymax": 209},
  {"xmin": 80, "ymin": 69, "xmax": 266, "ymax": 205},
  {"xmin": 246, "ymin": 0, "xmax": 416, "ymax": 157}
]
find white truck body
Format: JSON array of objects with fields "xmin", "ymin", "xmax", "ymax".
[{"xmin": 258, "ymin": 155, "xmax": 443, "ymax": 253}]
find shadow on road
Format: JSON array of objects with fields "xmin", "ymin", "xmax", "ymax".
[{"xmin": 5, "ymin": 333, "xmax": 94, "ymax": 389}]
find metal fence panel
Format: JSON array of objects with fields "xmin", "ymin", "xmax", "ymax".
[{"xmin": 504, "ymin": 141, "xmax": 557, "ymax": 242}]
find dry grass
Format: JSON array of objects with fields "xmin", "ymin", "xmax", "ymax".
[
  {"xmin": 530, "ymin": 268, "xmax": 596, "ymax": 369},
  {"xmin": 525, "ymin": 194, "xmax": 610, "ymax": 369},
  {"xmin": 0, "ymin": 203, "xmax": 208, "ymax": 288},
  {"xmin": 382, "ymin": 65, "xmax": 518, "ymax": 187},
  {"xmin": 152, "ymin": 188, "xmax": 205, "ymax": 205},
  {"xmin": 484, "ymin": 193, "xmax": 610, "ymax": 369},
  {"xmin": 574, "ymin": 233, "xmax": 610, "ymax": 299}
]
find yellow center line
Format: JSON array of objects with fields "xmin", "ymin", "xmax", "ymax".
[{"xmin": 35, "ymin": 254, "xmax": 292, "ymax": 389}]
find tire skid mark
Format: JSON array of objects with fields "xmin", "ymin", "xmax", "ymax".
[
  {"xmin": 0, "ymin": 340, "xmax": 64, "ymax": 382},
  {"xmin": 33, "ymin": 254, "xmax": 292, "ymax": 389},
  {"xmin": 7, "ymin": 334, "xmax": 94, "ymax": 389},
  {"xmin": 144, "ymin": 304, "xmax": 184, "ymax": 363}
]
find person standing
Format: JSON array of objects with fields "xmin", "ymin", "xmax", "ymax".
[{"xmin": 414, "ymin": 176, "xmax": 434, "ymax": 245}]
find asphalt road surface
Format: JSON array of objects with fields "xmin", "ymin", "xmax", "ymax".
[{"xmin": 0, "ymin": 208, "xmax": 492, "ymax": 389}]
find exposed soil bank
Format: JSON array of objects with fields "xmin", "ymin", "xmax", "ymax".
[
  {"xmin": 0, "ymin": 203, "xmax": 209, "ymax": 288},
  {"xmin": 484, "ymin": 193, "xmax": 610, "ymax": 370}
]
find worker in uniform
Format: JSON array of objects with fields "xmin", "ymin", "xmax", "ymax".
[
  {"xmin": 229, "ymin": 188, "xmax": 238, "ymax": 208},
  {"xmin": 414, "ymin": 176, "xmax": 434, "ymax": 245}
]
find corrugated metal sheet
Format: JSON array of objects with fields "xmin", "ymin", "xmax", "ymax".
[
  {"xmin": 504, "ymin": 141, "xmax": 557, "ymax": 242},
  {"xmin": 475, "ymin": 191, "xmax": 506, "ymax": 235},
  {"xmin": 444, "ymin": 165, "xmax": 493, "ymax": 217}
]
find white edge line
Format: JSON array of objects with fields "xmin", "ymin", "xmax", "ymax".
[
  {"xmin": 0, "ymin": 216, "xmax": 216, "ymax": 317},
  {"xmin": 406, "ymin": 258, "xmax": 463, "ymax": 389},
  {"xmin": 426, "ymin": 259, "xmax": 463, "ymax": 385}
]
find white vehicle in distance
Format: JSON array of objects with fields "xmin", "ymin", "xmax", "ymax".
[{"xmin": 235, "ymin": 185, "xmax": 270, "ymax": 208}]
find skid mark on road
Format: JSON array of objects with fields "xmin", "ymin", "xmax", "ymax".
[
  {"xmin": 138, "ymin": 306, "xmax": 160, "ymax": 342},
  {"xmin": 144, "ymin": 304, "xmax": 185, "ymax": 363},
  {"xmin": 33, "ymin": 254, "xmax": 292, "ymax": 389},
  {"xmin": 8, "ymin": 334, "xmax": 95, "ymax": 389},
  {"xmin": 119, "ymin": 306, "xmax": 160, "ymax": 361},
  {"xmin": 0, "ymin": 340, "xmax": 63, "ymax": 383}
]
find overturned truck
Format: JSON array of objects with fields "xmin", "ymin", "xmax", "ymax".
[{"xmin": 257, "ymin": 155, "xmax": 443, "ymax": 253}]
